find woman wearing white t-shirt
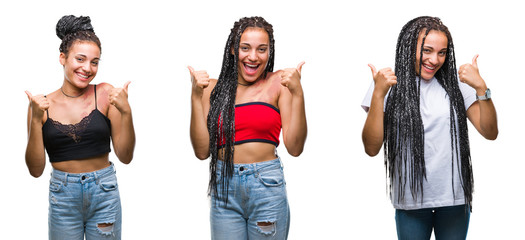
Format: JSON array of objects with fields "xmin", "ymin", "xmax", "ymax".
[{"xmin": 362, "ymin": 16, "xmax": 498, "ymax": 240}]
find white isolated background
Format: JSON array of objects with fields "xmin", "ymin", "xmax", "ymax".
[{"xmin": 0, "ymin": 0, "xmax": 523, "ymax": 239}]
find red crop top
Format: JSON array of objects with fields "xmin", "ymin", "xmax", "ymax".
[{"xmin": 219, "ymin": 102, "xmax": 282, "ymax": 147}]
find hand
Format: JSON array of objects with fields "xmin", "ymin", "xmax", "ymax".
[
  {"xmin": 281, "ymin": 61, "xmax": 305, "ymax": 95},
  {"xmin": 188, "ymin": 66, "xmax": 210, "ymax": 96},
  {"xmin": 458, "ymin": 55, "xmax": 486, "ymax": 92},
  {"xmin": 109, "ymin": 81, "xmax": 131, "ymax": 114},
  {"xmin": 368, "ymin": 64, "xmax": 397, "ymax": 98},
  {"xmin": 25, "ymin": 91, "xmax": 49, "ymax": 120}
]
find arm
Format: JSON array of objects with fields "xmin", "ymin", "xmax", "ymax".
[
  {"xmin": 107, "ymin": 82, "xmax": 136, "ymax": 164},
  {"xmin": 24, "ymin": 91, "xmax": 48, "ymax": 177},
  {"xmin": 279, "ymin": 62, "xmax": 307, "ymax": 157},
  {"xmin": 459, "ymin": 55, "xmax": 498, "ymax": 140},
  {"xmin": 188, "ymin": 66, "xmax": 213, "ymax": 160},
  {"xmin": 362, "ymin": 64, "xmax": 397, "ymax": 156}
]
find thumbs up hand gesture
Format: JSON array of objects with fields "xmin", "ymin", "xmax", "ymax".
[
  {"xmin": 281, "ymin": 61, "xmax": 305, "ymax": 95},
  {"xmin": 109, "ymin": 81, "xmax": 131, "ymax": 114},
  {"xmin": 459, "ymin": 55, "xmax": 486, "ymax": 91},
  {"xmin": 368, "ymin": 64, "xmax": 397, "ymax": 98},
  {"xmin": 188, "ymin": 66, "xmax": 210, "ymax": 97},
  {"xmin": 25, "ymin": 91, "xmax": 49, "ymax": 120}
]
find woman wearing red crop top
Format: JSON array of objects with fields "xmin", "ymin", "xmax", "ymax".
[
  {"xmin": 24, "ymin": 15, "xmax": 135, "ymax": 239},
  {"xmin": 189, "ymin": 17, "xmax": 307, "ymax": 239}
]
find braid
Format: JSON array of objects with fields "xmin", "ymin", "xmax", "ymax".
[
  {"xmin": 385, "ymin": 16, "xmax": 473, "ymax": 210},
  {"xmin": 207, "ymin": 17, "xmax": 274, "ymax": 204},
  {"xmin": 56, "ymin": 15, "xmax": 101, "ymax": 55}
]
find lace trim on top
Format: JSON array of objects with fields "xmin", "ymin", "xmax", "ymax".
[{"xmin": 48, "ymin": 110, "xmax": 96, "ymax": 143}]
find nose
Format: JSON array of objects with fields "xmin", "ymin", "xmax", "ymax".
[
  {"xmin": 428, "ymin": 53, "xmax": 438, "ymax": 65},
  {"xmin": 81, "ymin": 62, "xmax": 92, "ymax": 74},
  {"xmin": 247, "ymin": 49, "xmax": 258, "ymax": 62}
]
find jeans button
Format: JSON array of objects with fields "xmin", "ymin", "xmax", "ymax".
[
  {"xmin": 239, "ymin": 167, "xmax": 244, "ymax": 171},
  {"xmin": 81, "ymin": 176, "xmax": 86, "ymax": 180}
]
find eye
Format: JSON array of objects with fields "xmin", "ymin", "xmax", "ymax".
[
  {"xmin": 91, "ymin": 61, "xmax": 99, "ymax": 66},
  {"xmin": 258, "ymin": 47, "xmax": 267, "ymax": 53},
  {"xmin": 423, "ymin": 48, "xmax": 431, "ymax": 54},
  {"xmin": 240, "ymin": 46, "xmax": 249, "ymax": 51},
  {"xmin": 76, "ymin": 57, "xmax": 84, "ymax": 62},
  {"xmin": 438, "ymin": 50, "xmax": 447, "ymax": 56}
]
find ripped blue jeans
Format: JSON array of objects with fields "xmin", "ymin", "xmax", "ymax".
[
  {"xmin": 211, "ymin": 158, "xmax": 290, "ymax": 240},
  {"xmin": 48, "ymin": 163, "xmax": 121, "ymax": 240}
]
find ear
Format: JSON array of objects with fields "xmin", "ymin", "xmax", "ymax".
[
  {"xmin": 59, "ymin": 52, "xmax": 66, "ymax": 66},
  {"xmin": 230, "ymin": 46, "xmax": 235, "ymax": 55}
]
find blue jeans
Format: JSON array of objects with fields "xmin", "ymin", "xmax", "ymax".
[
  {"xmin": 211, "ymin": 158, "xmax": 290, "ymax": 240},
  {"xmin": 395, "ymin": 205, "xmax": 470, "ymax": 240},
  {"xmin": 48, "ymin": 163, "xmax": 122, "ymax": 240}
]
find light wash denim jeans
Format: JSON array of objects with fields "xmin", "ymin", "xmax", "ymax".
[
  {"xmin": 211, "ymin": 158, "xmax": 290, "ymax": 240},
  {"xmin": 48, "ymin": 163, "xmax": 121, "ymax": 240},
  {"xmin": 395, "ymin": 204, "xmax": 470, "ymax": 240}
]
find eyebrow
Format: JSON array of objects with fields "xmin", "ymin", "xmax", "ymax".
[
  {"xmin": 75, "ymin": 53, "xmax": 100, "ymax": 61},
  {"xmin": 240, "ymin": 43, "xmax": 269, "ymax": 47}
]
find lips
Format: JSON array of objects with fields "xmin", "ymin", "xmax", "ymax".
[
  {"xmin": 76, "ymin": 72, "xmax": 91, "ymax": 81},
  {"xmin": 243, "ymin": 63, "xmax": 259, "ymax": 75},
  {"xmin": 422, "ymin": 63, "xmax": 436, "ymax": 73}
]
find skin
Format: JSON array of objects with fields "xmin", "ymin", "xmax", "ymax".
[
  {"xmin": 363, "ymin": 29, "xmax": 498, "ymax": 157},
  {"xmin": 25, "ymin": 40, "xmax": 135, "ymax": 177},
  {"xmin": 189, "ymin": 27, "xmax": 307, "ymax": 163}
]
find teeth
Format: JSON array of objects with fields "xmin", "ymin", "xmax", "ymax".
[
  {"xmin": 245, "ymin": 64, "xmax": 258, "ymax": 68},
  {"xmin": 424, "ymin": 64, "xmax": 435, "ymax": 70},
  {"xmin": 77, "ymin": 73, "xmax": 89, "ymax": 78}
]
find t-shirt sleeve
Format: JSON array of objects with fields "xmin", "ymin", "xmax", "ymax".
[
  {"xmin": 361, "ymin": 81, "xmax": 375, "ymax": 112},
  {"xmin": 458, "ymin": 80, "xmax": 477, "ymax": 110}
]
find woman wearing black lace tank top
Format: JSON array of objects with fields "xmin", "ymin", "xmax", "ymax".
[{"xmin": 24, "ymin": 15, "xmax": 135, "ymax": 239}]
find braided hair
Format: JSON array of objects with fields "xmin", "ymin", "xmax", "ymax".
[
  {"xmin": 384, "ymin": 16, "xmax": 473, "ymax": 209},
  {"xmin": 56, "ymin": 15, "xmax": 101, "ymax": 55},
  {"xmin": 207, "ymin": 17, "xmax": 275, "ymax": 203}
]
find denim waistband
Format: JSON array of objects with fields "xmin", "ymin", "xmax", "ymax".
[
  {"xmin": 216, "ymin": 157, "xmax": 282, "ymax": 176},
  {"xmin": 51, "ymin": 162, "xmax": 116, "ymax": 185}
]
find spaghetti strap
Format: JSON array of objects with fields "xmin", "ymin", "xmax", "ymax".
[
  {"xmin": 94, "ymin": 84, "xmax": 97, "ymax": 110},
  {"xmin": 44, "ymin": 95, "xmax": 49, "ymax": 118}
]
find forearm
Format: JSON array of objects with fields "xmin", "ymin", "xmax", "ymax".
[
  {"xmin": 362, "ymin": 94, "xmax": 386, "ymax": 156},
  {"xmin": 190, "ymin": 95, "xmax": 210, "ymax": 160},
  {"xmin": 477, "ymin": 99, "xmax": 498, "ymax": 140},
  {"xmin": 284, "ymin": 92, "xmax": 307, "ymax": 157},
  {"xmin": 25, "ymin": 119, "xmax": 46, "ymax": 177},
  {"xmin": 114, "ymin": 112, "xmax": 136, "ymax": 164}
]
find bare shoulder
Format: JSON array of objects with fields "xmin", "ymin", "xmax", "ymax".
[{"xmin": 96, "ymin": 82, "xmax": 114, "ymax": 91}]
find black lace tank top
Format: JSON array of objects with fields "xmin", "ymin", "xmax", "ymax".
[{"xmin": 42, "ymin": 85, "xmax": 111, "ymax": 162}]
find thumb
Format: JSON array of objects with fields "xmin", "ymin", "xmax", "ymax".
[
  {"xmin": 123, "ymin": 81, "xmax": 131, "ymax": 91},
  {"xmin": 368, "ymin": 64, "xmax": 377, "ymax": 76},
  {"xmin": 296, "ymin": 61, "xmax": 305, "ymax": 73},
  {"xmin": 187, "ymin": 66, "xmax": 195, "ymax": 75},
  {"xmin": 25, "ymin": 90, "xmax": 33, "ymax": 100},
  {"xmin": 472, "ymin": 54, "xmax": 479, "ymax": 68}
]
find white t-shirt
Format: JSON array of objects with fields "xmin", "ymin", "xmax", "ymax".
[{"xmin": 361, "ymin": 77, "xmax": 477, "ymax": 210}]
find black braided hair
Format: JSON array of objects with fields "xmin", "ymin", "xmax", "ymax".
[
  {"xmin": 384, "ymin": 16, "xmax": 473, "ymax": 210},
  {"xmin": 207, "ymin": 16, "xmax": 275, "ymax": 203},
  {"xmin": 56, "ymin": 15, "xmax": 101, "ymax": 55}
]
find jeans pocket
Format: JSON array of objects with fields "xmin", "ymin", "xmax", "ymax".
[
  {"xmin": 100, "ymin": 179, "xmax": 118, "ymax": 192},
  {"xmin": 49, "ymin": 180, "xmax": 63, "ymax": 192},
  {"xmin": 257, "ymin": 167, "xmax": 285, "ymax": 187}
]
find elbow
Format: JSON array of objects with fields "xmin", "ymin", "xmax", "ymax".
[
  {"xmin": 364, "ymin": 147, "xmax": 380, "ymax": 157},
  {"xmin": 286, "ymin": 145, "xmax": 304, "ymax": 157},
  {"xmin": 195, "ymin": 152, "xmax": 210, "ymax": 160},
  {"xmin": 481, "ymin": 125, "xmax": 499, "ymax": 140},
  {"xmin": 363, "ymin": 140, "xmax": 381, "ymax": 157},
  {"xmin": 29, "ymin": 171, "xmax": 43, "ymax": 178}
]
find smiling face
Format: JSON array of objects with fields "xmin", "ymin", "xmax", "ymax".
[
  {"xmin": 60, "ymin": 41, "xmax": 100, "ymax": 89},
  {"xmin": 415, "ymin": 29, "xmax": 448, "ymax": 81},
  {"xmin": 237, "ymin": 27, "xmax": 270, "ymax": 85}
]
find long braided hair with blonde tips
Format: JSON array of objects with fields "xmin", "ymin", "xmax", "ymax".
[
  {"xmin": 207, "ymin": 17, "xmax": 275, "ymax": 203},
  {"xmin": 384, "ymin": 16, "xmax": 473, "ymax": 210}
]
